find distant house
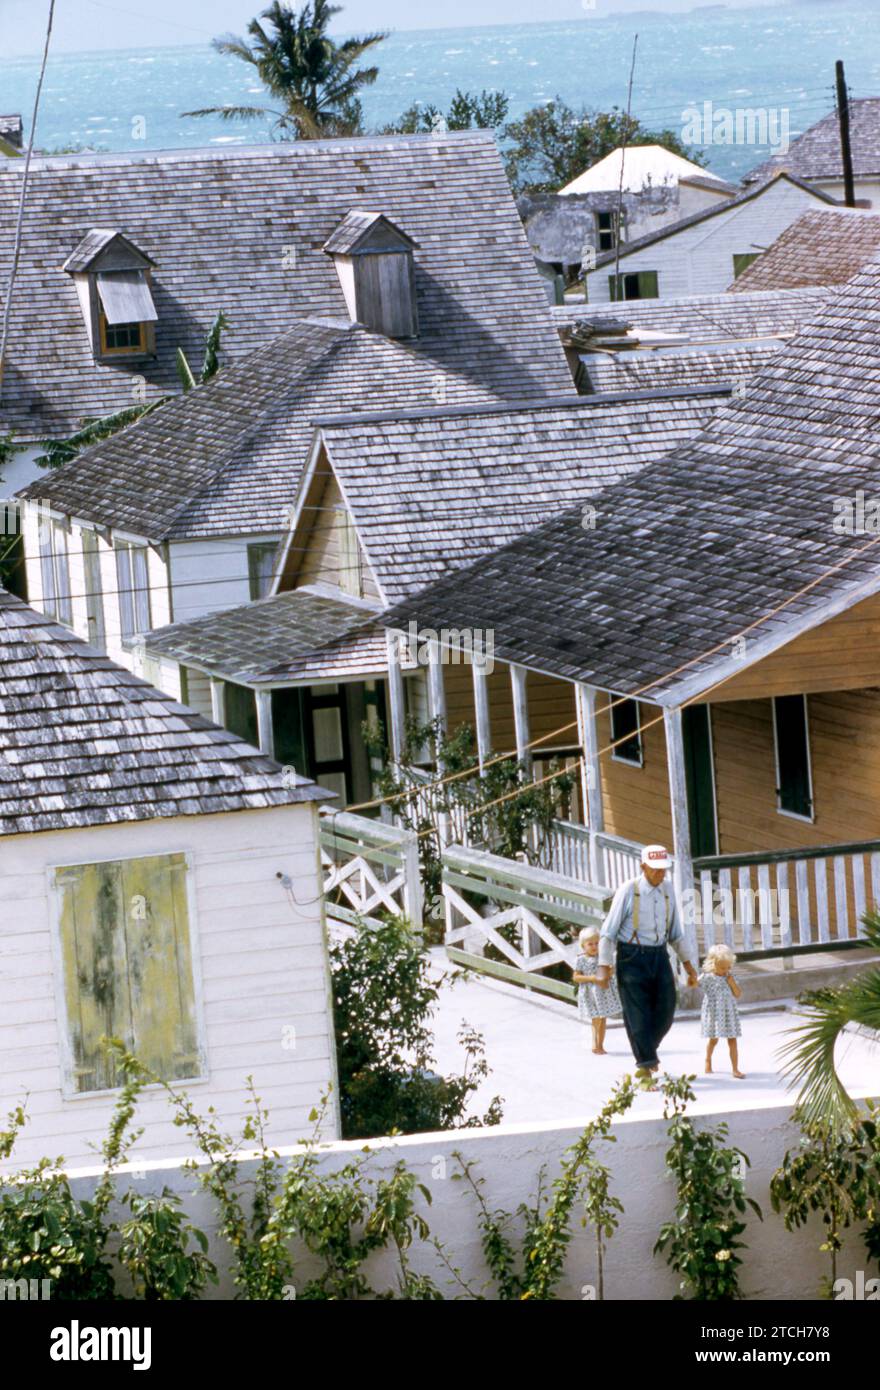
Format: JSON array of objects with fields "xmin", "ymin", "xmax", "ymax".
[
  {"xmin": 137, "ymin": 390, "xmax": 727, "ymax": 805},
  {"xmin": 0, "ymin": 590, "xmax": 337, "ymax": 1170},
  {"xmin": 0, "ymin": 114, "xmax": 22, "ymax": 157},
  {"xmin": 518, "ymin": 144, "xmax": 737, "ymax": 282},
  {"xmin": 582, "ymin": 172, "xmax": 836, "ymax": 303},
  {"xmin": 744, "ymin": 98, "xmax": 880, "ymax": 208},
  {"xmin": 730, "ymin": 207, "xmax": 880, "ymax": 293},
  {"xmin": 0, "ymin": 132, "xmax": 570, "ymax": 494}
]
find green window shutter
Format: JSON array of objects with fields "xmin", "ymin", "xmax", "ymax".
[
  {"xmin": 56, "ymin": 852, "xmax": 199, "ymax": 1093},
  {"xmin": 637, "ymin": 271, "xmax": 658, "ymax": 298},
  {"xmin": 224, "ymin": 680, "xmax": 259, "ymax": 747},
  {"xmin": 733, "ymin": 252, "xmax": 759, "ymax": 279}
]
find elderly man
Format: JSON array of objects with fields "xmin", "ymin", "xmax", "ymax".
[{"xmin": 594, "ymin": 845, "xmax": 699, "ymax": 1078}]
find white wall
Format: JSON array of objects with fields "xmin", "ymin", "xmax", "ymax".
[
  {"xmin": 815, "ymin": 176, "xmax": 880, "ymax": 209},
  {"xmin": 0, "ymin": 803, "xmax": 339, "ymax": 1170},
  {"xmin": 55, "ymin": 1100, "xmax": 871, "ymax": 1300},
  {"xmin": 2, "ymin": 445, "xmax": 44, "ymax": 498},
  {"xmin": 585, "ymin": 180, "xmax": 832, "ymax": 303},
  {"xmin": 168, "ymin": 536, "xmax": 282, "ymax": 625}
]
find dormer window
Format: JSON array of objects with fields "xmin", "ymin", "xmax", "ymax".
[
  {"xmin": 63, "ymin": 230, "xmax": 158, "ymax": 362},
  {"xmin": 323, "ymin": 211, "xmax": 419, "ymax": 339}
]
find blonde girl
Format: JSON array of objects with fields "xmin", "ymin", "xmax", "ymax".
[
  {"xmin": 573, "ymin": 926, "xmax": 622, "ymax": 1054},
  {"xmin": 700, "ymin": 943, "xmax": 745, "ymax": 1078}
]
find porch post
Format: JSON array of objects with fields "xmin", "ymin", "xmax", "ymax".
[
  {"xmin": 510, "ymin": 664, "xmax": 531, "ymax": 774},
  {"xmin": 663, "ymin": 705, "xmax": 698, "ymax": 961},
  {"xmin": 255, "ymin": 688, "xmax": 275, "ymax": 760},
  {"xmin": 384, "ymin": 628, "xmax": 406, "ymax": 765},
  {"xmin": 575, "ymin": 683, "xmax": 604, "ymax": 884},
  {"xmin": 209, "ymin": 676, "xmax": 226, "ymax": 728},
  {"xmin": 472, "ymin": 663, "xmax": 492, "ymax": 772},
  {"xmin": 427, "ymin": 639, "xmax": 447, "ymax": 744}
]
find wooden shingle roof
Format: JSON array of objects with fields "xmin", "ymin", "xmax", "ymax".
[
  {"xmin": 0, "ymin": 133, "xmax": 571, "ymax": 440},
  {"xmin": 0, "ymin": 591, "xmax": 326, "ymax": 836},
  {"xmin": 552, "ymin": 286, "xmax": 830, "ymax": 345},
  {"xmin": 579, "ymin": 342, "xmax": 781, "ymax": 394},
  {"xmin": 730, "ymin": 209, "xmax": 880, "ymax": 293},
  {"xmin": 382, "ymin": 252, "xmax": 880, "ymax": 705},
  {"xmin": 745, "ymin": 98, "xmax": 880, "ymax": 184},
  {"xmin": 144, "ymin": 589, "xmax": 385, "ymax": 686},
  {"xmin": 314, "ymin": 389, "xmax": 729, "ymax": 605}
]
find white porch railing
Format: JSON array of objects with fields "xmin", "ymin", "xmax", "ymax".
[
  {"xmin": 320, "ymin": 811, "xmax": 423, "ymax": 930},
  {"xmin": 441, "ymin": 842, "xmax": 611, "ymax": 1000},
  {"xmin": 540, "ymin": 820, "xmax": 644, "ymax": 891},
  {"xmin": 692, "ymin": 840, "xmax": 880, "ymax": 957}
]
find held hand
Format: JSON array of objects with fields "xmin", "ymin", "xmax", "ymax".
[
  {"xmin": 685, "ymin": 966, "xmax": 699, "ymax": 989},
  {"xmin": 595, "ymin": 966, "xmax": 612, "ymax": 988}
]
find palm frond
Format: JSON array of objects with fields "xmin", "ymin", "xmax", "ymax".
[
  {"xmin": 180, "ymin": 105, "xmax": 275, "ymax": 122},
  {"xmin": 175, "ymin": 348, "xmax": 197, "ymax": 393},
  {"xmin": 199, "ymin": 311, "xmax": 228, "ymax": 383}
]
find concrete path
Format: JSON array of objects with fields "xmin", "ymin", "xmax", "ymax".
[{"xmin": 428, "ymin": 950, "xmax": 879, "ymax": 1126}]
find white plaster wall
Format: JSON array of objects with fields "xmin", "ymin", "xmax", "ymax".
[
  {"xmin": 55, "ymin": 1101, "xmax": 871, "ymax": 1300},
  {"xmin": 0, "ymin": 802, "xmax": 339, "ymax": 1169},
  {"xmin": 2, "ymin": 445, "xmax": 45, "ymax": 498},
  {"xmin": 585, "ymin": 180, "xmax": 832, "ymax": 302}
]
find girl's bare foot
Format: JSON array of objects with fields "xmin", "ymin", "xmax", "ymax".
[
  {"xmin": 705, "ymin": 1059, "xmax": 713, "ymax": 1073},
  {"xmin": 732, "ymin": 1069, "xmax": 746, "ymax": 1078},
  {"xmin": 593, "ymin": 1046, "xmax": 607, "ymax": 1055}
]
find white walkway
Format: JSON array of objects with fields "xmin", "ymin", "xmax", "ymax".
[{"xmin": 428, "ymin": 950, "xmax": 879, "ymax": 1126}]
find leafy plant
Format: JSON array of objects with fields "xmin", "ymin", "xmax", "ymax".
[
  {"xmin": 654, "ymin": 1073, "xmax": 762, "ymax": 1300},
  {"xmin": 116, "ymin": 1190, "xmax": 216, "ymax": 1300},
  {"xmin": 383, "ymin": 88, "xmax": 509, "ymax": 135},
  {"xmin": 330, "ymin": 916, "xmax": 503, "ymax": 1138},
  {"xmin": 502, "ymin": 99, "xmax": 708, "ymax": 195},
  {"xmin": 456, "ymin": 1074, "xmax": 636, "ymax": 1299},
  {"xmin": 770, "ymin": 1106, "xmax": 880, "ymax": 1295},
  {"xmin": 778, "ymin": 912, "xmax": 880, "ymax": 1135},
  {"xmin": 183, "ymin": 1, "xmax": 387, "ymax": 139},
  {"xmin": 362, "ymin": 715, "xmax": 575, "ymax": 913}
]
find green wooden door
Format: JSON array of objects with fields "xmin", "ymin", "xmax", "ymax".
[{"xmin": 682, "ymin": 705, "xmax": 718, "ymax": 858}]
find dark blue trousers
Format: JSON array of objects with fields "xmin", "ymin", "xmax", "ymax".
[{"xmin": 615, "ymin": 941, "xmax": 677, "ymax": 1069}]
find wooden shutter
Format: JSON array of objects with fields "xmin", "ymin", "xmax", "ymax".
[
  {"xmin": 774, "ymin": 695, "xmax": 813, "ymax": 819},
  {"xmin": 55, "ymin": 852, "xmax": 199, "ymax": 1093}
]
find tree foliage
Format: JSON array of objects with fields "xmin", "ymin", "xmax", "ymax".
[{"xmin": 382, "ymin": 88, "xmax": 509, "ymax": 135}]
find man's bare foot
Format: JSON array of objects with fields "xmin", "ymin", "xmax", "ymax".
[{"xmin": 732, "ymin": 1069, "xmax": 746, "ymax": 1078}]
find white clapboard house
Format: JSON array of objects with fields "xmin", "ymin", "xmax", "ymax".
[
  {"xmin": 743, "ymin": 97, "xmax": 880, "ymax": 209},
  {"xmin": 582, "ymin": 172, "xmax": 835, "ymax": 303},
  {"xmin": 0, "ymin": 590, "xmax": 337, "ymax": 1170}
]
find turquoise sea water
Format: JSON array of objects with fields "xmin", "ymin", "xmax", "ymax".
[{"xmin": 2, "ymin": 2, "xmax": 880, "ymax": 181}]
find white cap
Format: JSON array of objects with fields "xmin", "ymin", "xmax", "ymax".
[{"xmin": 641, "ymin": 844, "xmax": 671, "ymax": 871}]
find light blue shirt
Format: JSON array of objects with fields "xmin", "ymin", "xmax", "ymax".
[{"xmin": 598, "ymin": 873, "xmax": 688, "ymax": 967}]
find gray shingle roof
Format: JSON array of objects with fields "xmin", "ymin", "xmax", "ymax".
[
  {"xmin": 579, "ymin": 342, "xmax": 782, "ymax": 394},
  {"xmin": 0, "ymin": 589, "xmax": 327, "ymax": 836},
  {"xmin": 381, "ymin": 252, "xmax": 880, "ymax": 705},
  {"xmin": 322, "ymin": 209, "xmax": 416, "ymax": 254},
  {"xmin": 730, "ymin": 208, "xmax": 880, "ymax": 293},
  {"xmin": 552, "ymin": 286, "xmax": 830, "ymax": 345},
  {"xmin": 144, "ymin": 588, "xmax": 385, "ymax": 686},
  {"xmin": 0, "ymin": 133, "xmax": 571, "ymax": 440},
  {"xmin": 588, "ymin": 172, "xmax": 835, "ymax": 270},
  {"xmin": 744, "ymin": 99, "xmax": 880, "ymax": 184},
  {"xmin": 315, "ymin": 389, "xmax": 729, "ymax": 606}
]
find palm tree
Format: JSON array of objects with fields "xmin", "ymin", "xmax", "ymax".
[
  {"xmin": 778, "ymin": 913, "xmax": 880, "ymax": 1134},
  {"xmin": 182, "ymin": 2, "xmax": 387, "ymax": 140}
]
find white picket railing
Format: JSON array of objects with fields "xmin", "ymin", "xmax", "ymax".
[
  {"xmin": 540, "ymin": 820, "xmax": 645, "ymax": 891},
  {"xmin": 320, "ymin": 811, "xmax": 423, "ymax": 930},
  {"xmin": 441, "ymin": 842, "xmax": 611, "ymax": 1000}
]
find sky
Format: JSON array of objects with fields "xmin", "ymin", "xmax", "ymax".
[{"xmin": 3, "ymin": 0, "xmax": 785, "ymax": 57}]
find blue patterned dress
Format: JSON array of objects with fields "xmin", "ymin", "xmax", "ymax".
[
  {"xmin": 575, "ymin": 953, "xmax": 622, "ymax": 1021},
  {"xmin": 700, "ymin": 971, "xmax": 741, "ymax": 1039}
]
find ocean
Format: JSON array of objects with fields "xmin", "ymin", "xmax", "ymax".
[{"xmin": 2, "ymin": 2, "xmax": 880, "ymax": 181}]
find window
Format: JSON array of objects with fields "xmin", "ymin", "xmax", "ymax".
[
  {"xmin": 99, "ymin": 315, "xmax": 145, "ymax": 353},
  {"xmin": 82, "ymin": 529, "xmax": 106, "ymax": 651},
  {"xmin": 54, "ymin": 852, "xmax": 201, "ymax": 1095},
  {"xmin": 773, "ymin": 694, "xmax": 814, "ymax": 820},
  {"xmin": 611, "ymin": 698, "xmax": 643, "ymax": 766},
  {"xmin": 733, "ymin": 252, "xmax": 759, "ymax": 279},
  {"xmin": 39, "ymin": 519, "xmax": 72, "ymax": 625},
  {"xmin": 596, "ymin": 209, "xmax": 622, "ymax": 252},
  {"xmin": 608, "ymin": 270, "xmax": 658, "ymax": 301},
  {"xmin": 114, "ymin": 541, "xmax": 151, "ymax": 643},
  {"xmin": 337, "ymin": 507, "xmax": 363, "ymax": 599},
  {"xmin": 247, "ymin": 542, "xmax": 279, "ymax": 600},
  {"xmin": 224, "ymin": 681, "xmax": 259, "ymax": 748},
  {"xmin": 95, "ymin": 269, "xmax": 157, "ymax": 358}
]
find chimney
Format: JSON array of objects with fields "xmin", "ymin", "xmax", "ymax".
[{"xmin": 323, "ymin": 211, "xmax": 419, "ymax": 339}]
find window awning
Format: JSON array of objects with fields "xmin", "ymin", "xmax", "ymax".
[{"xmin": 96, "ymin": 271, "xmax": 158, "ymax": 325}]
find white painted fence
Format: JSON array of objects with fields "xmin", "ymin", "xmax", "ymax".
[{"xmin": 320, "ymin": 811, "xmax": 423, "ymax": 930}]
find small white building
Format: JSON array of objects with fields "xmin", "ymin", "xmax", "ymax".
[
  {"xmin": 0, "ymin": 590, "xmax": 338, "ymax": 1170},
  {"xmin": 744, "ymin": 97, "xmax": 880, "ymax": 210},
  {"xmin": 583, "ymin": 172, "xmax": 835, "ymax": 304},
  {"xmin": 560, "ymin": 142, "xmax": 734, "ymax": 225}
]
